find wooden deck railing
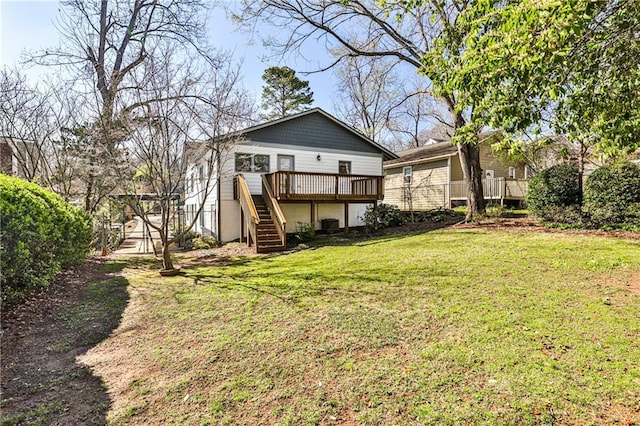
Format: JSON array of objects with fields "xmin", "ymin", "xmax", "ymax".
[
  {"xmin": 450, "ymin": 178, "xmax": 529, "ymax": 200},
  {"xmin": 261, "ymin": 174, "xmax": 287, "ymax": 248},
  {"xmin": 266, "ymin": 171, "xmax": 383, "ymax": 201},
  {"xmin": 234, "ymin": 174, "xmax": 259, "ymax": 246}
]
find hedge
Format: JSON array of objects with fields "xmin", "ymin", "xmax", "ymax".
[
  {"xmin": 584, "ymin": 161, "xmax": 640, "ymax": 226},
  {"xmin": 526, "ymin": 163, "xmax": 582, "ymax": 222},
  {"xmin": 0, "ymin": 175, "xmax": 92, "ymax": 306}
]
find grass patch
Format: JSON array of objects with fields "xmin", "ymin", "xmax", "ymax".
[
  {"xmin": 0, "ymin": 401, "xmax": 67, "ymax": 426},
  {"xmin": 91, "ymin": 230, "xmax": 640, "ymax": 425}
]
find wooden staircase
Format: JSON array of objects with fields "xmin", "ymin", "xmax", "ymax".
[{"xmin": 252, "ymin": 195, "xmax": 286, "ymax": 253}]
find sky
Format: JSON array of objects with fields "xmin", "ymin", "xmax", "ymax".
[{"xmin": 0, "ymin": 0, "xmax": 339, "ymax": 114}]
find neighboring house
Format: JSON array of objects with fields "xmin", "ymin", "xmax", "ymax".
[
  {"xmin": 384, "ymin": 135, "xmax": 528, "ymax": 210},
  {"xmin": 0, "ymin": 138, "xmax": 14, "ymax": 174},
  {"xmin": 0, "ymin": 137, "xmax": 48, "ymax": 181},
  {"xmin": 184, "ymin": 108, "xmax": 397, "ymax": 252}
]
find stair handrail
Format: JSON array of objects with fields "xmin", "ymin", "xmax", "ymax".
[
  {"xmin": 261, "ymin": 174, "xmax": 287, "ymax": 248},
  {"xmin": 235, "ymin": 174, "xmax": 260, "ymax": 246}
]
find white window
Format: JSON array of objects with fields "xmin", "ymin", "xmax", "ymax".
[
  {"xmin": 339, "ymin": 160, "xmax": 351, "ymax": 175},
  {"xmin": 485, "ymin": 169, "xmax": 495, "ymax": 179},
  {"xmin": 235, "ymin": 153, "xmax": 270, "ymax": 172},
  {"xmin": 403, "ymin": 166, "xmax": 412, "ymax": 184},
  {"xmin": 508, "ymin": 166, "xmax": 516, "ymax": 179}
]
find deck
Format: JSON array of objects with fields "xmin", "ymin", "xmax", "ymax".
[
  {"xmin": 264, "ymin": 171, "xmax": 384, "ymax": 202},
  {"xmin": 450, "ymin": 178, "xmax": 528, "ymax": 201}
]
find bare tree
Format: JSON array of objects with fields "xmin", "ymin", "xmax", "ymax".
[
  {"xmin": 333, "ymin": 53, "xmax": 440, "ymax": 150},
  {"xmin": 26, "ymin": 0, "xmax": 216, "ymax": 213},
  {"xmin": 32, "ymin": 0, "xmax": 213, "ymax": 127},
  {"xmin": 333, "ymin": 53, "xmax": 401, "ymax": 144},
  {"xmin": 387, "ymin": 80, "xmax": 441, "ymax": 150},
  {"xmin": 0, "ymin": 69, "xmax": 55, "ymax": 182},
  {"xmin": 122, "ymin": 48, "xmax": 253, "ymax": 271},
  {"xmin": 0, "ymin": 68, "xmax": 118, "ymax": 210},
  {"xmin": 235, "ymin": 0, "xmax": 487, "ymax": 218}
]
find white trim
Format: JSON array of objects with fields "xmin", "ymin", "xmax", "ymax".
[
  {"xmin": 383, "ymin": 152, "xmax": 457, "ymax": 169},
  {"xmin": 402, "ymin": 165, "xmax": 412, "ymax": 185},
  {"xmin": 237, "ymin": 140, "xmax": 384, "ymax": 159}
]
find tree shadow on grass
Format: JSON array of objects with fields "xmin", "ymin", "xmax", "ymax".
[
  {"xmin": 1, "ymin": 257, "xmax": 129, "ymax": 425},
  {"xmin": 301, "ymin": 218, "xmax": 461, "ymax": 249}
]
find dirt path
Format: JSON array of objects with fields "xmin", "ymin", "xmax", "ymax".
[{"xmin": 1, "ymin": 258, "xmax": 129, "ymax": 425}]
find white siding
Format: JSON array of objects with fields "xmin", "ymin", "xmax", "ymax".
[
  {"xmin": 220, "ymin": 143, "xmax": 383, "ymax": 199},
  {"xmin": 282, "ymin": 202, "xmax": 374, "ymax": 233},
  {"xmin": 182, "ymin": 155, "xmax": 219, "ymax": 237},
  {"xmin": 186, "ymin": 142, "xmax": 385, "ymax": 244}
]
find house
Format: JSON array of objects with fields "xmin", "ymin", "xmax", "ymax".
[
  {"xmin": 383, "ymin": 135, "xmax": 528, "ymax": 210},
  {"xmin": 0, "ymin": 137, "xmax": 49, "ymax": 181},
  {"xmin": 183, "ymin": 108, "xmax": 397, "ymax": 252}
]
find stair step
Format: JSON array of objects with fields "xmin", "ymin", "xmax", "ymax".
[
  {"xmin": 247, "ymin": 195, "xmax": 287, "ymax": 253},
  {"xmin": 257, "ymin": 245, "xmax": 286, "ymax": 253},
  {"xmin": 258, "ymin": 238, "xmax": 284, "ymax": 244}
]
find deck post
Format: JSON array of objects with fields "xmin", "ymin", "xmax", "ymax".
[
  {"xmin": 344, "ymin": 202, "xmax": 349, "ymax": 235},
  {"xmin": 240, "ymin": 209, "xmax": 245, "ymax": 243},
  {"xmin": 310, "ymin": 201, "xmax": 316, "ymax": 236}
]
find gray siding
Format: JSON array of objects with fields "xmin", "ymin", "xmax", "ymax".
[{"xmin": 244, "ymin": 113, "xmax": 380, "ymax": 154}]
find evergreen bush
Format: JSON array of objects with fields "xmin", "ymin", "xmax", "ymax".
[
  {"xmin": 0, "ymin": 175, "xmax": 92, "ymax": 306},
  {"xmin": 526, "ymin": 163, "xmax": 582, "ymax": 223},
  {"xmin": 584, "ymin": 162, "xmax": 640, "ymax": 227},
  {"xmin": 361, "ymin": 203, "xmax": 405, "ymax": 233}
]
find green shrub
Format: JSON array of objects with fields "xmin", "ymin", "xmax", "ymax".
[
  {"xmin": 411, "ymin": 208, "xmax": 460, "ymax": 223},
  {"xmin": 294, "ymin": 222, "xmax": 316, "ymax": 242},
  {"xmin": 583, "ymin": 162, "xmax": 640, "ymax": 227},
  {"xmin": 0, "ymin": 175, "xmax": 92, "ymax": 306},
  {"xmin": 361, "ymin": 203, "xmax": 405, "ymax": 233},
  {"xmin": 178, "ymin": 230, "xmax": 217, "ymax": 250},
  {"xmin": 192, "ymin": 234, "xmax": 218, "ymax": 250},
  {"xmin": 526, "ymin": 163, "xmax": 582, "ymax": 222},
  {"xmin": 540, "ymin": 205, "xmax": 586, "ymax": 228},
  {"xmin": 178, "ymin": 230, "xmax": 199, "ymax": 249}
]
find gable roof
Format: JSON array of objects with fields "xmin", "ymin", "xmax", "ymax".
[
  {"xmin": 384, "ymin": 131, "xmax": 505, "ymax": 169},
  {"xmin": 237, "ymin": 108, "xmax": 397, "ymax": 161},
  {"xmin": 384, "ymin": 140, "xmax": 458, "ymax": 168}
]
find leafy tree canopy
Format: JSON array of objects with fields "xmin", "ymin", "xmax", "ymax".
[
  {"xmin": 415, "ymin": 0, "xmax": 640, "ymax": 156},
  {"xmin": 260, "ymin": 66, "xmax": 314, "ymax": 119}
]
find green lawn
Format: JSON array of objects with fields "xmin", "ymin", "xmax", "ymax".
[{"xmin": 89, "ymin": 229, "xmax": 640, "ymax": 425}]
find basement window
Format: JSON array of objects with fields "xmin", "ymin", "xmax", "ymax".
[{"xmin": 235, "ymin": 153, "xmax": 270, "ymax": 173}]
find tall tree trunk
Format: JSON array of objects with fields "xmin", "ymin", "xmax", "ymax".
[
  {"xmin": 457, "ymin": 142, "xmax": 486, "ymax": 220},
  {"xmin": 85, "ymin": 175, "xmax": 94, "ymax": 212},
  {"xmin": 450, "ymin": 109, "xmax": 485, "ymax": 220}
]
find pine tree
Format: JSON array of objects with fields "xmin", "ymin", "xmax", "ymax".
[{"xmin": 260, "ymin": 66, "xmax": 314, "ymax": 119}]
